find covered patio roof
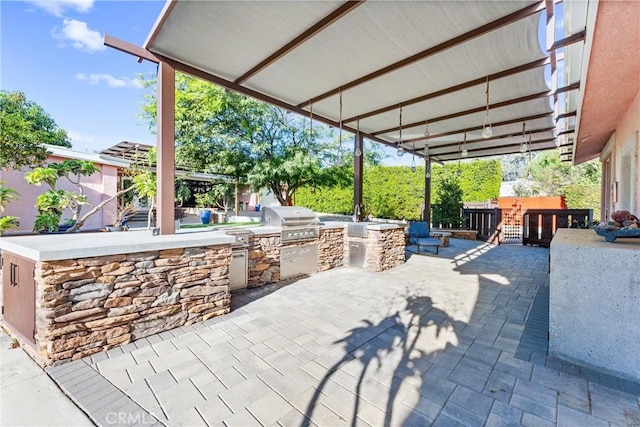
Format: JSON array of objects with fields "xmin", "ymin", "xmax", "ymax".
[{"xmin": 110, "ymin": 0, "xmax": 581, "ymax": 163}]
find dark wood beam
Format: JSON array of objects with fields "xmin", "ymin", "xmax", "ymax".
[
  {"xmin": 372, "ymin": 90, "xmax": 551, "ymax": 136},
  {"xmin": 432, "ymin": 138, "xmax": 557, "ymax": 160},
  {"xmin": 423, "ymin": 127, "xmax": 556, "ymax": 154},
  {"xmin": 548, "ymin": 30, "xmax": 586, "ymax": 51},
  {"xmin": 343, "ymin": 58, "xmax": 549, "ymax": 123},
  {"xmin": 555, "ymin": 82, "xmax": 580, "ymax": 95},
  {"xmin": 404, "ymin": 112, "xmax": 553, "ymax": 144},
  {"xmin": 235, "ymin": 1, "xmax": 364, "ymax": 84},
  {"xmin": 298, "ymin": 1, "xmax": 545, "ymax": 108},
  {"xmin": 104, "ymin": 34, "xmax": 160, "ymax": 63},
  {"xmin": 556, "ymin": 111, "xmax": 576, "ymax": 120}
]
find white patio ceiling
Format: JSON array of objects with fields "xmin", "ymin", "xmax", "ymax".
[{"xmin": 143, "ymin": 0, "xmax": 561, "ymax": 162}]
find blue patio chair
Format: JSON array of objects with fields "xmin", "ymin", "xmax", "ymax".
[{"xmin": 408, "ymin": 221, "xmax": 442, "ymax": 254}]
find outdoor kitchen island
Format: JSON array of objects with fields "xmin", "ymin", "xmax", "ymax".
[{"xmin": 0, "ymin": 208, "xmax": 405, "ymax": 365}]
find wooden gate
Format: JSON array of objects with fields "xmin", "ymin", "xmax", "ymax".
[
  {"xmin": 463, "ymin": 208, "xmax": 503, "ymax": 244},
  {"xmin": 522, "ymin": 209, "xmax": 593, "ymax": 247},
  {"xmin": 2, "ymin": 252, "xmax": 36, "ymax": 344}
]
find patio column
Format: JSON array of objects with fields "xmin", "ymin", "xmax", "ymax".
[
  {"xmin": 157, "ymin": 61, "xmax": 175, "ymax": 235},
  {"xmin": 424, "ymin": 156, "xmax": 431, "ymax": 224},
  {"xmin": 353, "ymin": 133, "xmax": 364, "ymax": 222}
]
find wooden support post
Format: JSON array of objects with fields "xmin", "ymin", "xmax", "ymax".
[
  {"xmin": 157, "ymin": 61, "xmax": 175, "ymax": 235},
  {"xmin": 424, "ymin": 156, "xmax": 432, "ymax": 224},
  {"xmin": 353, "ymin": 133, "xmax": 364, "ymax": 222}
]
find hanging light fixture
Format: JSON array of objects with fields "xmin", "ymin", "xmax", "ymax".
[
  {"xmin": 307, "ymin": 103, "xmax": 314, "ymax": 157},
  {"xmin": 354, "ymin": 118, "xmax": 362, "ymax": 157},
  {"xmin": 457, "ymin": 139, "xmax": 462, "ymax": 176},
  {"xmin": 482, "ymin": 77, "xmax": 493, "ymax": 139},
  {"xmin": 337, "ymin": 89, "xmax": 344, "ymax": 166},
  {"xmin": 410, "ymin": 141, "xmax": 416, "ymax": 172},
  {"xmin": 396, "ymin": 105, "xmax": 405, "ymax": 156},
  {"xmin": 424, "ymin": 143, "xmax": 431, "ymax": 178},
  {"xmin": 424, "ymin": 119, "xmax": 429, "ymax": 138},
  {"xmin": 462, "ymin": 132, "xmax": 469, "ymax": 157},
  {"xmin": 520, "ymin": 121, "xmax": 528, "ymax": 153}
]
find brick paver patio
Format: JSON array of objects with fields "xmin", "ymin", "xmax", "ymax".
[{"xmin": 48, "ymin": 239, "xmax": 640, "ymax": 426}]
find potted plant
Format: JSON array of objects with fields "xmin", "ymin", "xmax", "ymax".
[
  {"xmin": 106, "ymin": 203, "xmax": 135, "ymax": 232},
  {"xmin": 175, "ymin": 207, "xmax": 185, "ymax": 230}
]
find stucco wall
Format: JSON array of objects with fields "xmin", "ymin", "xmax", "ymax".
[
  {"xmin": 0, "ymin": 154, "xmax": 119, "ymax": 232},
  {"xmin": 615, "ymin": 89, "xmax": 640, "ymax": 214},
  {"xmin": 549, "ymin": 229, "xmax": 640, "ymax": 382}
]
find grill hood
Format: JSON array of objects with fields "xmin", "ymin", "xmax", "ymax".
[{"xmin": 261, "ymin": 206, "xmax": 319, "ymax": 227}]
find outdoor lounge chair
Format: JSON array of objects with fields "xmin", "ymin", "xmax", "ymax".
[{"xmin": 408, "ymin": 221, "xmax": 442, "ymax": 254}]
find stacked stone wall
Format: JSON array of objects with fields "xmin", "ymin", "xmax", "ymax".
[
  {"xmin": 34, "ymin": 246, "xmax": 231, "ymax": 364},
  {"xmin": 247, "ymin": 234, "xmax": 280, "ymax": 287},
  {"xmin": 318, "ymin": 228, "xmax": 344, "ymax": 271},
  {"xmin": 366, "ymin": 228, "xmax": 406, "ymax": 272}
]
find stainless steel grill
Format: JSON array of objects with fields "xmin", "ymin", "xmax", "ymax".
[{"xmin": 261, "ymin": 206, "xmax": 319, "ymax": 243}]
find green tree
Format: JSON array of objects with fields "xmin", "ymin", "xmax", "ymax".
[
  {"xmin": 0, "ymin": 181, "xmax": 20, "ymax": 233},
  {"xmin": 518, "ymin": 150, "xmax": 601, "ymax": 217},
  {"xmin": 0, "ymin": 90, "xmax": 70, "ymax": 170},
  {"xmin": 140, "ymin": 73, "xmax": 349, "ymax": 206},
  {"xmin": 26, "ymin": 160, "xmax": 136, "ymax": 232},
  {"xmin": 432, "ymin": 176, "xmax": 463, "ymax": 228}
]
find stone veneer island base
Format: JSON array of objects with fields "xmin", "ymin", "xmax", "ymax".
[{"xmin": 1, "ymin": 222, "xmax": 406, "ymax": 366}]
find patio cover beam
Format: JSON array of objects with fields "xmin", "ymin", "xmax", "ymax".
[
  {"xmin": 235, "ymin": 1, "xmax": 364, "ymax": 84},
  {"xmin": 423, "ymin": 127, "xmax": 556, "ymax": 156},
  {"xmin": 372, "ymin": 90, "xmax": 552, "ymax": 136},
  {"xmin": 343, "ymin": 58, "xmax": 550, "ymax": 124},
  {"xmin": 548, "ymin": 30, "xmax": 586, "ymax": 52},
  {"xmin": 298, "ymin": 1, "xmax": 545, "ymax": 109},
  {"xmin": 433, "ymin": 138, "xmax": 557, "ymax": 160},
  {"xmin": 404, "ymin": 112, "xmax": 551, "ymax": 144}
]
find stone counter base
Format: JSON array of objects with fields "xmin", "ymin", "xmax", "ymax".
[{"xmin": 34, "ymin": 246, "xmax": 231, "ymax": 365}]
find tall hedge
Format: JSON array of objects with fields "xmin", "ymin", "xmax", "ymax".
[{"xmin": 296, "ymin": 159, "xmax": 501, "ymax": 220}]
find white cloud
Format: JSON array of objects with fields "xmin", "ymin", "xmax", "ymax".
[
  {"xmin": 67, "ymin": 130, "xmax": 116, "ymax": 152},
  {"xmin": 53, "ymin": 19, "xmax": 105, "ymax": 53},
  {"xmin": 75, "ymin": 72, "xmax": 143, "ymax": 89},
  {"xmin": 27, "ymin": 0, "xmax": 94, "ymax": 17}
]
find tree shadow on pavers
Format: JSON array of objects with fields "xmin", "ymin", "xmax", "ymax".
[{"xmin": 302, "ymin": 293, "xmax": 465, "ymax": 427}]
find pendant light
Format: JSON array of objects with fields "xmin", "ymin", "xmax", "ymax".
[
  {"xmin": 482, "ymin": 77, "xmax": 493, "ymax": 139},
  {"xmin": 457, "ymin": 139, "xmax": 462, "ymax": 176},
  {"xmin": 337, "ymin": 89, "xmax": 344, "ymax": 166},
  {"xmin": 462, "ymin": 132, "xmax": 469, "ymax": 157},
  {"xmin": 410, "ymin": 141, "xmax": 416, "ymax": 172},
  {"xmin": 354, "ymin": 118, "xmax": 362, "ymax": 157},
  {"xmin": 424, "ymin": 143, "xmax": 430, "ymax": 178},
  {"xmin": 307, "ymin": 103, "xmax": 314, "ymax": 157},
  {"xmin": 396, "ymin": 105, "xmax": 405, "ymax": 156},
  {"xmin": 519, "ymin": 122, "xmax": 528, "ymax": 153},
  {"xmin": 424, "ymin": 119, "xmax": 429, "ymax": 138}
]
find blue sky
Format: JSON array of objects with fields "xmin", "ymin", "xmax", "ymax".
[{"xmin": 2, "ymin": 0, "xmax": 164, "ymax": 153}]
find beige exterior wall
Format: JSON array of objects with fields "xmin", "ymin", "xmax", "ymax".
[
  {"xmin": 1, "ymin": 154, "xmax": 119, "ymax": 232},
  {"xmin": 599, "ymin": 89, "xmax": 640, "ymax": 221}
]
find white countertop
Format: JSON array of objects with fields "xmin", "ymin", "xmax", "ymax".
[
  {"xmin": 0, "ymin": 228, "xmax": 235, "ymax": 262},
  {"xmin": 0, "ymin": 221, "xmax": 408, "ymax": 262},
  {"xmin": 551, "ymin": 228, "xmax": 640, "ymax": 251}
]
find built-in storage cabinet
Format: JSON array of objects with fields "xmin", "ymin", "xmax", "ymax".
[
  {"xmin": 1, "ymin": 252, "xmax": 36, "ymax": 344},
  {"xmin": 280, "ymin": 244, "xmax": 318, "ymax": 279},
  {"xmin": 229, "ymin": 249, "xmax": 248, "ymax": 291}
]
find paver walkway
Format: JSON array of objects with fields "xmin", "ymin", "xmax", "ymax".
[{"xmin": 48, "ymin": 239, "xmax": 640, "ymax": 426}]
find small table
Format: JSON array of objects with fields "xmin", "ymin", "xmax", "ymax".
[{"xmin": 431, "ymin": 231, "xmax": 452, "ymax": 247}]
